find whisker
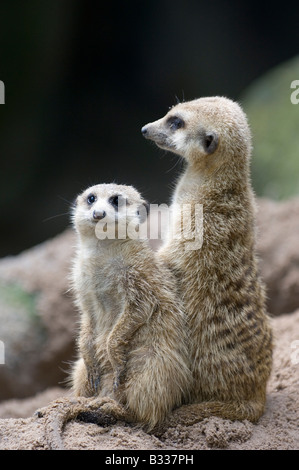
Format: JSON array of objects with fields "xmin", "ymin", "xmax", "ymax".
[
  {"xmin": 43, "ymin": 212, "xmax": 70, "ymax": 223},
  {"xmin": 165, "ymin": 155, "xmax": 184, "ymax": 174},
  {"xmin": 57, "ymin": 195, "xmax": 73, "ymax": 205}
]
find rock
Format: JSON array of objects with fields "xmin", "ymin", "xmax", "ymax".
[
  {"xmin": 256, "ymin": 198, "xmax": 299, "ymax": 315},
  {"xmin": 0, "ymin": 387, "xmax": 68, "ymax": 419},
  {"xmin": 0, "ymin": 230, "xmax": 76, "ymax": 400}
]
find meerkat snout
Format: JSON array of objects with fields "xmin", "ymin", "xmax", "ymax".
[
  {"xmin": 141, "ymin": 126, "xmax": 148, "ymax": 136},
  {"xmin": 93, "ymin": 209, "xmax": 106, "ymax": 220}
]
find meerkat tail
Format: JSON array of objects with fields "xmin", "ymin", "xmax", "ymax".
[
  {"xmin": 35, "ymin": 396, "xmax": 127, "ymax": 450},
  {"xmin": 35, "ymin": 397, "xmax": 81, "ymax": 450}
]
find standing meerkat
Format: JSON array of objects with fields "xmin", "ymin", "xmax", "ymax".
[
  {"xmin": 141, "ymin": 96, "xmax": 273, "ymax": 427},
  {"xmin": 37, "ymin": 183, "xmax": 191, "ymax": 448},
  {"xmin": 71, "ymin": 183, "xmax": 191, "ymax": 425}
]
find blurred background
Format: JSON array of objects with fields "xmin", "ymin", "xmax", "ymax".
[{"xmin": 0, "ymin": 0, "xmax": 299, "ymax": 258}]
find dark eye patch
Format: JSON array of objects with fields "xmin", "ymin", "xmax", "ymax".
[
  {"xmin": 87, "ymin": 194, "xmax": 96, "ymax": 205},
  {"xmin": 108, "ymin": 194, "xmax": 127, "ymax": 209},
  {"xmin": 167, "ymin": 115, "xmax": 185, "ymax": 131}
]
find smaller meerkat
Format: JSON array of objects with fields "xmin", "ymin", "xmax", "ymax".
[
  {"xmin": 71, "ymin": 183, "xmax": 191, "ymax": 428},
  {"xmin": 37, "ymin": 183, "xmax": 191, "ymax": 448},
  {"xmin": 48, "ymin": 183, "xmax": 191, "ymax": 439},
  {"xmin": 141, "ymin": 97, "xmax": 273, "ymax": 429}
]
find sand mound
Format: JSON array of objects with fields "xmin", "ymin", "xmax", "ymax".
[{"xmin": 0, "ymin": 310, "xmax": 298, "ymax": 450}]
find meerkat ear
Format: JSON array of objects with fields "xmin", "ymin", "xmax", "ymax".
[{"xmin": 202, "ymin": 131, "xmax": 219, "ymax": 154}]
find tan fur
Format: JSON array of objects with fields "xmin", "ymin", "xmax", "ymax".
[
  {"xmin": 70, "ymin": 183, "xmax": 191, "ymax": 430},
  {"xmin": 142, "ymin": 96, "xmax": 273, "ymax": 430}
]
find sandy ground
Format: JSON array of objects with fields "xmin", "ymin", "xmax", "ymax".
[{"xmin": 0, "ymin": 310, "xmax": 298, "ymax": 450}]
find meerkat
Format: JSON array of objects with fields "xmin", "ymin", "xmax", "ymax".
[
  {"xmin": 141, "ymin": 96, "xmax": 273, "ymax": 429},
  {"xmin": 71, "ymin": 182, "xmax": 191, "ymax": 420},
  {"xmin": 37, "ymin": 183, "xmax": 191, "ymax": 448}
]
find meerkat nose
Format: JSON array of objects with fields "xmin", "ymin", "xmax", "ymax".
[
  {"xmin": 141, "ymin": 126, "xmax": 148, "ymax": 136},
  {"xmin": 93, "ymin": 210, "xmax": 106, "ymax": 220}
]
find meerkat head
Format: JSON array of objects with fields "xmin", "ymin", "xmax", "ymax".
[
  {"xmin": 141, "ymin": 96, "xmax": 251, "ymax": 171},
  {"xmin": 73, "ymin": 183, "xmax": 149, "ymax": 240}
]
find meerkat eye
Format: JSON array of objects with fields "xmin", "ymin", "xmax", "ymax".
[
  {"xmin": 167, "ymin": 116, "xmax": 184, "ymax": 131},
  {"xmin": 87, "ymin": 194, "xmax": 96, "ymax": 205},
  {"xmin": 108, "ymin": 194, "xmax": 121, "ymax": 209}
]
